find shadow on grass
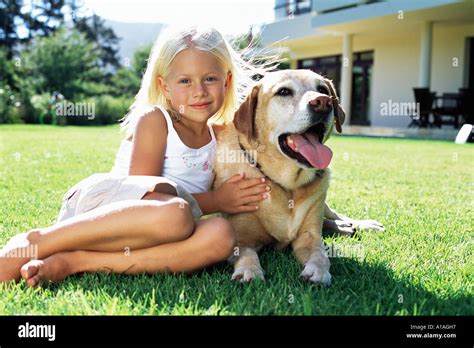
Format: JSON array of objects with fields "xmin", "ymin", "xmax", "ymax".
[{"xmin": 25, "ymin": 246, "xmax": 470, "ymax": 316}]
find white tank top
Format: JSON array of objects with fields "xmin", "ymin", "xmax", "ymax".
[{"xmin": 111, "ymin": 105, "xmax": 216, "ymax": 193}]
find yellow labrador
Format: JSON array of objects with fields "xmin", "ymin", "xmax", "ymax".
[{"xmin": 213, "ymin": 69, "xmax": 383, "ymax": 284}]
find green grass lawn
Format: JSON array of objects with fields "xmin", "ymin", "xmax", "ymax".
[{"xmin": 0, "ymin": 124, "xmax": 472, "ymax": 315}]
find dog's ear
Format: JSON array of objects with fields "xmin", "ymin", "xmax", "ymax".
[
  {"xmin": 233, "ymin": 84, "xmax": 260, "ymax": 141},
  {"xmin": 325, "ymin": 78, "xmax": 345, "ymax": 133}
]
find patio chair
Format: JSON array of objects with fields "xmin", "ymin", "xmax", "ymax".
[
  {"xmin": 432, "ymin": 93, "xmax": 461, "ymax": 128},
  {"xmin": 410, "ymin": 88, "xmax": 435, "ymax": 127}
]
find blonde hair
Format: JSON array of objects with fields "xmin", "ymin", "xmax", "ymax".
[{"xmin": 119, "ymin": 25, "xmax": 283, "ymax": 138}]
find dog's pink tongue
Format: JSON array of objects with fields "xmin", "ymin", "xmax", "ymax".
[{"xmin": 290, "ymin": 133, "xmax": 333, "ymax": 169}]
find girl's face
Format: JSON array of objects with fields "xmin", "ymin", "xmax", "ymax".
[{"xmin": 158, "ymin": 48, "xmax": 231, "ymax": 124}]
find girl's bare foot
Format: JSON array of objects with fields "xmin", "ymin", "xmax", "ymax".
[
  {"xmin": 20, "ymin": 252, "xmax": 75, "ymax": 288},
  {"xmin": 0, "ymin": 230, "xmax": 42, "ymax": 283}
]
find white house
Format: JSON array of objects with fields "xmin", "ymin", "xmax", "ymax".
[{"xmin": 260, "ymin": 0, "xmax": 474, "ymax": 130}]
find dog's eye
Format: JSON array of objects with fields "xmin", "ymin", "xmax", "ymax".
[
  {"xmin": 275, "ymin": 87, "xmax": 293, "ymax": 97},
  {"xmin": 317, "ymin": 85, "xmax": 329, "ymax": 95}
]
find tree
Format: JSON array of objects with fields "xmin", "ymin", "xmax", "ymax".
[
  {"xmin": 0, "ymin": 48, "xmax": 19, "ymax": 88},
  {"xmin": 0, "ymin": 0, "xmax": 79, "ymax": 59},
  {"xmin": 73, "ymin": 14, "xmax": 121, "ymax": 73},
  {"xmin": 20, "ymin": 28, "xmax": 101, "ymax": 99},
  {"xmin": 1, "ymin": 0, "xmax": 120, "ymax": 77},
  {"xmin": 130, "ymin": 43, "xmax": 152, "ymax": 77},
  {"xmin": 111, "ymin": 43, "xmax": 152, "ymax": 97}
]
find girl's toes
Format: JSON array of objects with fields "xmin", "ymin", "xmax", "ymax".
[
  {"xmin": 20, "ymin": 260, "xmax": 43, "ymax": 280},
  {"xmin": 27, "ymin": 274, "xmax": 42, "ymax": 288}
]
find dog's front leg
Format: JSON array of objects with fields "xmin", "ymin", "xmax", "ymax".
[
  {"xmin": 324, "ymin": 202, "xmax": 385, "ymax": 236},
  {"xmin": 292, "ymin": 230, "xmax": 331, "ymax": 286},
  {"xmin": 229, "ymin": 246, "xmax": 265, "ymax": 282},
  {"xmin": 293, "ymin": 198, "xmax": 332, "ymax": 286}
]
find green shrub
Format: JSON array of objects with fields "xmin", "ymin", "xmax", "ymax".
[
  {"xmin": 0, "ymin": 84, "xmax": 23, "ymax": 124},
  {"xmin": 94, "ymin": 95, "xmax": 132, "ymax": 125},
  {"xmin": 30, "ymin": 92, "xmax": 55, "ymax": 124},
  {"xmin": 20, "ymin": 29, "xmax": 102, "ymax": 100},
  {"xmin": 56, "ymin": 95, "xmax": 133, "ymax": 126}
]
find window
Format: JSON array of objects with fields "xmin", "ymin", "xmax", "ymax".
[
  {"xmin": 275, "ymin": 0, "xmax": 312, "ymax": 18},
  {"xmin": 301, "ymin": 59, "xmax": 315, "ymax": 68}
]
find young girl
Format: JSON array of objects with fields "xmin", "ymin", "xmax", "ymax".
[{"xmin": 0, "ymin": 25, "xmax": 278, "ymax": 287}]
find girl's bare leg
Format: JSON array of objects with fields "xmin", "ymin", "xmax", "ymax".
[
  {"xmin": 0, "ymin": 192, "xmax": 194, "ymax": 283},
  {"xmin": 20, "ymin": 218, "xmax": 235, "ymax": 287}
]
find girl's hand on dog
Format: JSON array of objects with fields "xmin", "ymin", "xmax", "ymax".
[{"xmin": 213, "ymin": 172, "xmax": 271, "ymax": 214}]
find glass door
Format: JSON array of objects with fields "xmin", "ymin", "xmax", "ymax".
[{"xmin": 351, "ymin": 51, "xmax": 373, "ymax": 125}]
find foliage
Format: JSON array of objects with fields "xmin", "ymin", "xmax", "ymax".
[
  {"xmin": 64, "ymin": 94, "xmax": 133, "ymax": 126},
  {"xmin": 0, "ymin": 48, "xmax": 20, "ymax": 89},
  {"xmin": 110, "ymin": 43, "xmax": 152, "ymax": 97},
  {"xmin": 0, "ymin": 84, "xmax": 22, "ymax": 123},
  {"xmin": 0, "ymin": 0, "xmax": 120, "ymax": 72},
  {"xmin": 73, "ymin": 14, "xmax": 122, "ymax": 73},
  {"xmin": 92, "ymin": 95, "xmax": 133, "ymax": 125},
  {"xmin": 0, "ymin": 0, "xmax": 80, "ymax": 59},
  {"xmin": 19, "ymin": 29, "xmax": 102, "ymax": 100}
]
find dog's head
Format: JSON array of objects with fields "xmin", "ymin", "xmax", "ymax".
[{"xmin": 233, "ymin": 69, "xmax": 345, "ymax": 170}]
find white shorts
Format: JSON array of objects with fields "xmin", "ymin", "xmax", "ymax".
[{"xmin": 56, "ymin": 173, "xmax": 203, "ymax": 223}]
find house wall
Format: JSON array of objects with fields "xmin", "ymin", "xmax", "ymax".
[
  {"xmin": 431, "ymin": 22, "xmax": 474, "ymax": 93},
  {"xmin": 370, "ymin": 32, "xmax": 419, "ymax": 127}
]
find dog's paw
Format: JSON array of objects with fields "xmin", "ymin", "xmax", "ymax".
[
  {"xmin": 333, "ymin": 220, "xmax": 357, "ymax": 236},
  {"xmin": 353, "ymin": 219, "xmax": 385, "ymax": 232},
  {"xmin": 231, "ymin": 266, "xmax": 265, "ymax": 283},
  {"xmin": 300, "ymin": 262, "xmax": 331, "ymax": 286}
]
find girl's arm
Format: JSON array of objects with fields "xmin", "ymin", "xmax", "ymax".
[
  {"xmin": 191, "ymin": 192, "xmax": 219, "ymax": 215},
  {"xmin": 128, "ymin": 109, "xmax": 167, "ymax": 176}
]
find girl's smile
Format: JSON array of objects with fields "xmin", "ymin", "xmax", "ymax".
[{"xmin": 190, "ymin": 101, "xmax": 212, "ymax": 110}]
